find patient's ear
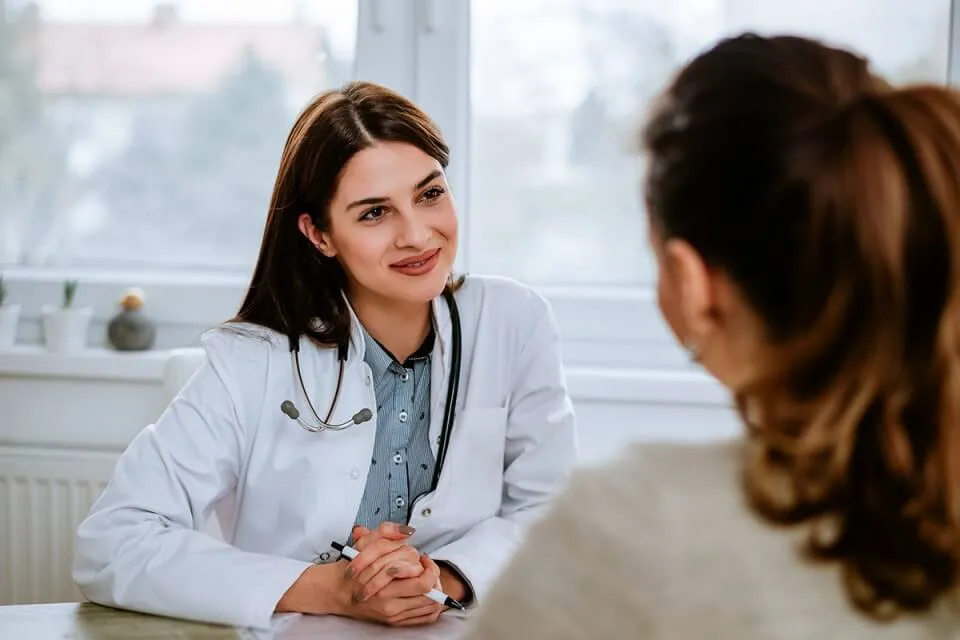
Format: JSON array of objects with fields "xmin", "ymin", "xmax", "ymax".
[
  {"xmin": 663, "ymin": 238, "xmax": 718, "ymax": 346},
  {"xmin": 298, "ymin": 213, "xmax": 337, "ymax": 258}
]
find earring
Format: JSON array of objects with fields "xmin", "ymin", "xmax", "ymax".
[{"xmin": 684, "ymin": 338, "xmax": 702, "ymax": 363}]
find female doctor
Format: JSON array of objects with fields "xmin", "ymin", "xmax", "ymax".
[{"xmin": 72, "ymin": 81, "xmax": 577, "ymax": 630}]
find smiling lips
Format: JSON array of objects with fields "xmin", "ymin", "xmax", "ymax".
[{"xmin": 390, "ymin": 248, "xmax": 441, "ymax": 276}]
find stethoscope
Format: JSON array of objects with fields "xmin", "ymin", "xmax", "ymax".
[{"xmin": 279, "ymin": 288, "xmax": 462, "ymax": 494}]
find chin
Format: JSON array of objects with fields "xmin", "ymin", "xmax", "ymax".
[{"xmin": 385, "ymin": 270, "xmax": 450, "ymax": 304}]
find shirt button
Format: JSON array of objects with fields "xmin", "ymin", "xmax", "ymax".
[
  {"xmin": 400, "ymin": 372, "xmax": 410, "ymax": 382},
  {"xmin": 395, "ymin": 497, "xmax": 405, "ymax": 507},
  {"xmin": 421, "ymin": 508, "xmax": 432, "ymax": 518},
  {"xmin": 351, "ymin": 468, "xmax": 361, "ymax": 479},
  {"xmin": 398, "ymin": 410, "xmax": 408, "ymax": 423},
  {"xmin": 393, "ymin": 453, "xmax": 403, "ymax": 464}
]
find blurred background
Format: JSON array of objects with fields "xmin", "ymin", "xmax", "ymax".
[{"xmin": 0, "ymin": 0, "xmax": 948, "ymax": 281}]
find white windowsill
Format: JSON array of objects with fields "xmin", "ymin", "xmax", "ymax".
[
  {"xmin": 0, "ymin": 345, "xmax": 169, "ymax": 382},
  {"xmin": 1, "ymin": 267, "xmax": 672, "ymax": 344},
  {"xmin": 567, "ymin": 367, "xmax": 729, "ymax": 406},
  {"xmin": 0, "ymin": 345, "xmax": 730, "ymax": 406}
]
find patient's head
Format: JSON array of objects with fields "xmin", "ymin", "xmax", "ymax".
[{"xmin": 642, "ymin": 33, "xmax": 960, "ymax": 617}]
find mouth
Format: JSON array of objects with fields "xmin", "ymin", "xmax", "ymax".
[
  {"xmin": 390, "ymin": 248, "xmax": 442, "ymax": 276},
  {"xmin": 391, "ymin": 249, "xmax": 441, "ymax": 269}
]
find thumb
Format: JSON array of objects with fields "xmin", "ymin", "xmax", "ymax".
[
  {"xmin": 377, "ymin": 521, "xmax": 416, "ymax": 540},
  {"xmin": 421, "ymin": 553, "xmax": 440, "ymax": 575}
]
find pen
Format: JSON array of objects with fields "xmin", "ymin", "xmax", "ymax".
[{"xmin": 330, "ymin": 541, "xmax": 465, "ymax": 610}]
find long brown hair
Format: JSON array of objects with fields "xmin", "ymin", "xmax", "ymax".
[
  {"xmin": 234, "ymin": 81, "xmax": 455, "ymax": 347},
  {"xmin": 643, "ymin": 33, "xmax": 960, "ymax": 618}
]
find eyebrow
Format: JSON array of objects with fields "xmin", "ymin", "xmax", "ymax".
[{"xmin": 345, "ymin": 169, "xmax": 443, "ymax": 211}]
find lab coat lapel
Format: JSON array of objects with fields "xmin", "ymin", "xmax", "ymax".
[{"xmin": 429, "ymin": 293, "xmax": 454, "ymax": 458}]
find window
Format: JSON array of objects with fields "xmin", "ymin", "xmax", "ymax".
[
  {"xmin": 468, "ymin": 0, "xmax": 952, "ymax": 286},
  {"xmin": 3, "ymin": 0, "xmax": 958, "ymax": 372},
  {"xmin": 0, "ymin": 0, "xmax": 358, "ymax": 271}
]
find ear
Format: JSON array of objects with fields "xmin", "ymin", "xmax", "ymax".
[
  {"xmin": 297, "ymin": 213, "xmax": 337, "ymax": 258},
  {"xmin": 662, "ymin": 238, "xmax": 718, "ymax": 346}
]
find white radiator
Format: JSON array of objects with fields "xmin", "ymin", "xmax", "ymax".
[{"xmin": 0, "ymin": 446, "xmax": 117, "ymax": 605}]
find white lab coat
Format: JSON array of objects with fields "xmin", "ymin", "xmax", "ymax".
[{"xmin": 72, "ymin": 275, "xmax": 578, "ymax": 630}]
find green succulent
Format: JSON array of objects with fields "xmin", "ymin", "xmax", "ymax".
[{"xmin": 63, "ymin": 280, "xmax": 78, "ymax": 309}]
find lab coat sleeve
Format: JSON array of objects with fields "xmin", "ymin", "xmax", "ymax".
[
  {"xmin": 72, "ymin": 339, "xmax": 311, "ymax": 630},
  {"xmin": 429, "ymin": 301, "xmax": 578, "ymax": 604}
]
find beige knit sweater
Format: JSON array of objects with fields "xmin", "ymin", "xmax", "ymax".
[{"xmin": 462, "ymin": 440, "xmax": 959, "ymax": 639}]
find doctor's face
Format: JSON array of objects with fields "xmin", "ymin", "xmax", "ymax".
[{"xmin": 306, "ymin": 142, "xmax": 458, "ymax": 307}]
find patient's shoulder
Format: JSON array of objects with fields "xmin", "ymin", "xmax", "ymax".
[
  {"xmin": 560, "ymin": 439, "xmax": 743, "ymax": 524},
  {"xmin": 465, "ymin": 442, "xmax": 743, "ymax": 639}
]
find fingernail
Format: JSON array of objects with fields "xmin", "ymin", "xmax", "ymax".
[
  {"xmin": 344, "ymin": 566, "xmax": 355, "ymax": 580},
  {"xmin": 387, "ymin": 566, "xmax": 399, "ymax": 576},
  {"xmin": 399, "ymin": 525, "xmax": 416, "ymax": 535}
]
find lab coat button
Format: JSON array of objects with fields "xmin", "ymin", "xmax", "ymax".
[
  {"xmin": 351, "ymin": 468, "xmax": 361, "ymax": 479},
  {"xmin": 421, "ymin": 508, "xmax": 432, "ymax": 518},
  {"xmin": 319, "ymin": 552, "xmax": 331, "ymax": 562}
]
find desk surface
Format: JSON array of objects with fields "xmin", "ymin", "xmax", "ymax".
[{"xmin": 0, "ymin": 602, "xmax": 467, "ymax": 639}]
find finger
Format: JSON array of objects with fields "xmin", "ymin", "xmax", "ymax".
[
  {"xmin": 378, "ymin": 595, "xmax": 435, "ymax": 619},
  {"xmin": 374, "ymin": 565, "xmax": 444, "ymax": 601},
  {"xmin": 356, "ymin": 552, "xmax": 422, "ymax": 601},
  {"xmin": 418, "ymin": 554, "xmax": 442, "ymax": 592},
  {"xmin": 377, "ymin": 521, "xmax": 416, "ymax": 537},
  {"xmin": 352, "ymin": 526, "xmax": 371, "ymax": 541},
  {"xmin": 357, "ymin": 560, "xmax": 423, "ymax": 601},
  {"xmin": 346, "ymin": 538, "xmax": 408, "ymax": 579},
  {"xmin": 356, "ymin": 545, "xmax": 420, "ymax": 586},
  {"xmin": 368, "ymin": 556, "xmax": 439, "ymax": 604},
  {"xmin": 352, "ymin": 522, "xmax": 415, "ymax": 550},
  {"xmin": 389, "ymin": 602, "xmax": 444, "ymax": 626},
  {"xmin": 420, "ymin": 554, "xmax": 442, "ymax": 582}
]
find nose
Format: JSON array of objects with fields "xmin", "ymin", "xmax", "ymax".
[{"xmin": 395, "ymin": 208, "xmax": 431, "ymax": 248}]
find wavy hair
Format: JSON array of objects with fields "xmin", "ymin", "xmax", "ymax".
[{"xmin": 642, "ymin": 34, "xmax": 960, "ymax": 617}]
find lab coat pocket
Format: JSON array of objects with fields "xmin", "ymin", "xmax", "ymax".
[{"xmin": 435, "ymin": 406, "xmax": 508, "ymax": 528}]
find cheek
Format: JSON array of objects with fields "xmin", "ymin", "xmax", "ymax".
[
  {"xmin": 438, "ymin": 205, "xmax": 458, "ymax": 239},
  {"xmin": 336, "ymin": 232, "xmax": 388, "ymax": 276},
  {"xmin": 433, "ymin": 205, "xmax": 459, "ymax": 258}
]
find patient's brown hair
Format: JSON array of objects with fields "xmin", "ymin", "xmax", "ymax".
[{"xmin": 643, "ymin": 33, "xmax": 960, "ymax": 618}]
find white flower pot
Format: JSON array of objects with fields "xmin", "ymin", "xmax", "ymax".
[
  {"xmin": 42, "ymin": 305, "xmax": 93, "ymax": 353},
  {"xmin": 0, "ymin": 303, "xmax": 20, "ymax": 348}
]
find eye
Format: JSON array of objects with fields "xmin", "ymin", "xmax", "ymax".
[
  {"xmin": 419, "ymin": 186, "xmax": 446, "ymax": 204},
  {"xmin": 360, "ymin": 206, "xmax": 387, "ymax": 222}
]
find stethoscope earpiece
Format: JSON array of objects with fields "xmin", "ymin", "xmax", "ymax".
[{"xmin": 279, "ymin": 397, "xmax": 373, "ymax": 432}]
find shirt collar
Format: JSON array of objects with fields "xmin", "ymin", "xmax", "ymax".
[
  {"xmin": 362, "ymin": 324, "xmax": 435, "ymax": 381},
  {"xmin": 342, "ymin": 289, "xmax": 453, "ymax": 367}
]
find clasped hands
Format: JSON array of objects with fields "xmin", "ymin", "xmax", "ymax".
[
  {"xmin": 277, "ymin": 521, "xmax": 467, "ymax": 626},
  {"xmin": 337, "ymin": 522, "xmax": 448, "ymax": 626}
]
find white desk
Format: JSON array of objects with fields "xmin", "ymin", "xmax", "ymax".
[{"xmin": 0, "ymin": 602, "xmax": 468, "ymax": 639}]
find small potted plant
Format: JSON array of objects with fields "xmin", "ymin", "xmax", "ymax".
[
  {"xmin": 42, "ymin": 279, "xmax": 93, "ymax": 352},
  {"xmin": 0, "ymin": 274, "xmax": 20, "ymax": 348}
]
